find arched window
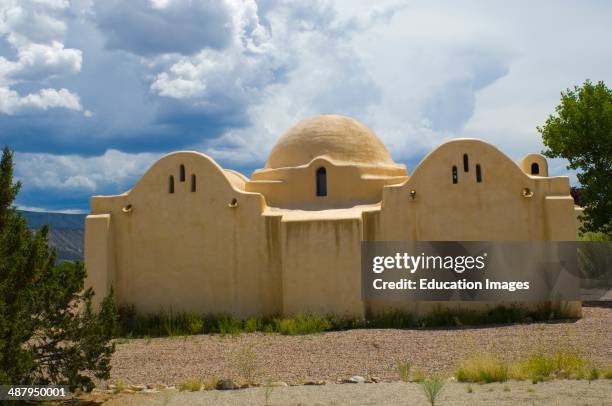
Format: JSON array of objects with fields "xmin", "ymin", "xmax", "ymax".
[
  {"xmin": 169, "ymin": 175, "xmax": 175, "ymax": 194},
  {"xmin": 463, "ymin": 153, "xmax": 469, "ymax": 172},
  {"xmin": 531, "ymin": 162, "xmax": 540, "ymax": 175},
  {"xmin": 191, "ymin": 174, "xmax": 196, "ymax": 192},
  {"xmin": 316, "ymin": 167, "xmax": 327, "ymax": 196},
  {"xmin": 476, "ymin": 164, "xmax": 482, "ymax": 183},
  {"xmin": 452, "ymin": 166, "xmax": 458, "ymax": 184},
  {"xmin": 180, "ymin": 164, "xmax": 186, "ymax": 182}
]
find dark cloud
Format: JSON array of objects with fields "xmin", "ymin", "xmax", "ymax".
[{"xmin": 93, "ymin": 0, "xmax": 233, "ymax": 56}]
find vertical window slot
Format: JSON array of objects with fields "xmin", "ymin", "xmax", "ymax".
[{"xmin": 316, "ymin": 167, "xmax": 327, "ymax": 196}]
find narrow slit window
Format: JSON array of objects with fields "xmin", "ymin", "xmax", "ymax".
[
  {"xmin": 169, "ymin": 175, "xmax": 175, "ymax": 193},
  {"xmin": 452, "ymin": 166, "xmax": 458, "ymax": 184},
  {"xmin": 190, "ymin": 174, "xmax": 196, "ymax": 192},
  {"xmin": 179, "ymin": 164, "xmax": 186, "ymax": 182},
  {"xmin": 476, "ymin": 164, "xmax": 482, "ymax": 183},
  {"xmin": 531, "ymin": 162, "xmax": 540, "ymax": 175},
  {"xmin": 463, "ymin": 153, "xmax": 469, "ymax": 172},
  {"xmin": 316, "ymin": 167, "xmax": 327, "ymax": 196}
]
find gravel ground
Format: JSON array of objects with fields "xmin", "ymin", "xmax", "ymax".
[
  {"xmin": 109, "ymin": 306, "xmax": 612, "ymax": 386},
  {"xmin": 101, "ymin": 381, "xmax": 612, "ymax": 406}
]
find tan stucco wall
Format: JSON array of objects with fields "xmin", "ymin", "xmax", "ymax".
[
  {"xmin": 84, "ymin": 132, "xmax": 579, "ymax": 318},
  {"xmin": 279, "ymin": 214, "xmax": 365, "ymax": 317},
  {"xmin": 84, "ymin": 214, "xmax": 114, "ymax": 309},
  {"xmin": 248, "ymin": 157, "xmax": 407, "ymax": 209},
  {"xmin": 87, "ymin": 151, "xmax": 283, "ymax": 317}
]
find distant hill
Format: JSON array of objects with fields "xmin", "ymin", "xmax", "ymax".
[{"xmin": 18, "ymin": 210, "xmax": 86, "ymax": 262}]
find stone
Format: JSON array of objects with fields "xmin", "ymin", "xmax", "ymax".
[
  {"xmin": 122, "ymin": 389, "xmax": 135, "ymax": 394},
  {"xmin": 370, "ymin": 376, "xmax": 381, "ymax": 383},
  {"xmin": 304, "ymin": 380, "xmax": 326, "ymax": 386},
  {"xmin": 142, "ymin": 388, "xmax": 159, "ymax": 394},
  {"xmin": 268, "ymin": 381, "xmax": 288, "ymax": 387},
  {"xmin": 129, "ymin": 384, "xmax": 146, "ymax": 391},
  {"xmin": 216, "ymin": 379, "xmax": 240, "ymax": 390},
  {"xmin": 349, "ymin": 375, "xmax": 366, "ymax": 384}
]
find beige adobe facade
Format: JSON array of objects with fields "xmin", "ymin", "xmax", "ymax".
[{"xmin": 85, "ymin": 115, "xmax": 580, "ymax": 317}]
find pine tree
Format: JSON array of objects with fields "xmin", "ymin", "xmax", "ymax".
[{"xmin": 0, "ymin": 146, "xmax": 118, "ymax": 391}]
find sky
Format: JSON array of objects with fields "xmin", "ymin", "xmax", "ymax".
[{"xmin": 1, "ymin": 0, "xmax": 610, "ymax": 213}]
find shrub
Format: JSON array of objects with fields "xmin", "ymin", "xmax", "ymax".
[
  {"xmin": 397, "ymin": 360, "xmax": 411, "ymax": 382},
  {"xmin": 114, "ymin": 303, "xmax": 577, "ymax": 338},
  {"xmin": 516, "ymin": 350, "xmax": 589, "ymax": 381},
  {"xmin": 275, "ymin": 314, "xmax": 331, "ymax": 335},
  {"xmin": 0, "ymin": 147, "xmax": 118, "ymax": 391},
  {"xmin": 411, "ymin": 368, "xmax": 426, "ymax": 383},
  {"xmin": 178, "ymin": 377, "xmax": 202, "ymax": 391},
  {"xmin": 202, "ymin": 376, "xmax": 219, "ymax": 391},
  {"xmin": 244, "ymin": 318, "xmax": 260, "ymax": 333},
  {"xmin": 456, "ymin": 349, "xmax": 592, "ymax": 383},
  {"xmin": 455, "ymin": 356, "xmax": 509, "ymax": 383},
  {"xmin": 233, "ymin": 345, "xmax": 257, "ymax": 384},
  {"xmin": 217, "ymin": 317, "xmax": 242, "ymax": 336},
  {"xmin": 420, "ymin": 375, "xmax": 446, "ymax": 406}
]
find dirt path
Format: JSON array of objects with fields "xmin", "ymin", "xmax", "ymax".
[
  {"xmin": 109, "ymin": 306, "xmax": 612, "ymax": 386},
  {"xmin": 101, "ymin": 381, "xmax": 612, "ymax": 405}
]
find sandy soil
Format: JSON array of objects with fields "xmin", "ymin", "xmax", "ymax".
[
  {"xmin": 109, "ymin": 306, "xmax": 612, "ymax": 385},
  {"xmin": 100, "ymin": 381, "xmax": 612, "ymax": 406}
]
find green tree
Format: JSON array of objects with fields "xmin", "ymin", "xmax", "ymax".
[
  {"xmin": 538, "ymin": 80, "xmax": 612, "ymax": 235},
  {"xmin": 0, "ymin": 146, "xmax": 118, "ymax": 391}
]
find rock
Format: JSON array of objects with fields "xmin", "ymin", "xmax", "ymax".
[
  {"xmin": 370, "ymin": 376, "xmax": 381, "ymax": 383},
  {"xmin": 129, "ymin": 384, "xmax": 146, "ymax": 391},
  {"xmin": 216, "ymin": 379, "xmax": 240, "ymax": 390},
  {"xmin": 143, "ymin": 388, "xmax": 158, "ymax": 393},
  {"xmin": 304, "ymin": 380, "xmax": 326, "ymax": 386},
  {"xmin": 268, "ymin": 381, "xmax": 288, "ymax": 387},
  {"xmin": 122, "ymin": 389, "xmax": 135, "ymax": 394},
  {"xmin": 349, "ymin": 375, "xmax": 366, "ymax": 384},
  {"xmin": 108, "ymin": 384, "xmax": 117, "ymax": 390}
]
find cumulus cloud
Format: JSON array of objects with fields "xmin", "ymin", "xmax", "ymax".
[
  {"xmin": 14, "ymin": 149, "xmax": 160, "ymax": 211},
  {"xmin": 0, "ymin": 0, "xmax": 84, "ymax": 116},
  {"xmin": 15, "ymin": 149, "xmax": 159, "ymax": 191},
  {"xmin": 0, "ymin": 87, "xmax": 82, "ymax": 114}
]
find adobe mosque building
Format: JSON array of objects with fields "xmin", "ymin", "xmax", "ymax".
[{"xmin": 84, "ymin": 114, "xmax": 580, "ymax": 318}]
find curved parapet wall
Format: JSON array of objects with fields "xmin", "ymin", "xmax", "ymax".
[
  {"xmin": 520, "ymin": 153, "xmax": 549, "ymax": 177},
  {"xmin": 85, "ymin": 151, "xmax": 282, "ymax": 316},
  {"xmin": 370, "ymin": 139, "xmax": 576, "ymax": 241}
]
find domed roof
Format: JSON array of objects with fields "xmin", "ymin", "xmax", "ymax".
[{"xmin": 265, "ymin": 115, "xmax": 399, "ymax": 169}]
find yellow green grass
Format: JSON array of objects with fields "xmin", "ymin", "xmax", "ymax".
[{"xmin": 455, "ymin": 349, "xmax": 607, "ymax": 383}]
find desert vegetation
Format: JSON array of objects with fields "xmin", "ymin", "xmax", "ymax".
[
  {"xmin": 455, "ymin": 348, "xmax": 611, "ymax": 384},
  {"xmin": 116, "ymin": 302, "xmax": 575, "ymax": 338}
]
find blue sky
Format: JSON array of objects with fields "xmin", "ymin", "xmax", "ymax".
[{"xmin": 1, "ymin": 0, "xmax": 611, "ymax": 213}]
